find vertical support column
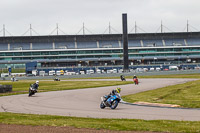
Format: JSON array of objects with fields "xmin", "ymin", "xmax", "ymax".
[
  {"xmin": 162, "ymin": 40, "xmax": 166, "ymax": 46},
  {"xmin": 118, "ymin": 40, "xmax": 122, "ymax": 48},
  {"xmin": 122, "ymin": 13, "xmax": 129, "ymax": 72},
  {"xmin": 8, "ymin": 43, "xmax": 10, "ymax": 50},
  {"xmin": 97, "ymin": 41, "xmax": 99, "ymax": 48},
  {"xmin": 75, "ymin": 41, "xmax": 77, "ymax": 49},
  {"xmin": 52, "ymin": 42, "xmax": 55, "ymax": 49},
  {"xmin": 140, "ymin": 40, "xmax": 144, "ymax": 47},
  {"xmin": 74, "ymin": 37, "xmax": 77, "ymax": 49},
  {"xmin": 184, "ymin": 39, "xmax": 188, "ymax": 46},
  {"xmin": 30, "ymin": 43, "xmax": 32, "ymax": 50}
]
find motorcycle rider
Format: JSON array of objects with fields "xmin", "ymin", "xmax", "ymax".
[
  {"xmin": 120, "ymin": 75, "xmax": 125, "ymax": 81},
  {"xmin": 32, "ymin": 80, "xmax": 39, "ymax": 92},
  {"xmin": 133, "ymin": 75, "xmax": 137, "ymax": 79},
  {"xmin": 133, "ymin": 75, "xmax": 139, "ymax": 85},
  {"xmin": 104, "ymin": 87, "xmax": 121, "ymax": 102}
]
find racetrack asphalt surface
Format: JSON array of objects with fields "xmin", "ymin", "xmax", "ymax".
[{"xmin": 0, "ymin": 78, "xmax": 200, "ymax": 121}]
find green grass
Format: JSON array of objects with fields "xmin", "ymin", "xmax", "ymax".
[
  {"xmin": 1, "ymin": 77, "xmax": 200, "ymax": 132},
  {"xmin": 0, "ymin": 80, "xmax": 133, "ymax": 96},
  {"xmin": 73, "ymin": 73, "xmax": 200, "ymax": 79},
  {"xmin": 0, "ymin": 68, "xmax": 25, "ymax": 74},
  {"xmin": 137, "ymin": 73, "xmax": 200, "ymax": 79},
  {"xmin": 0, "ymin": 112, "xmax": 199, "ymax": 132},
  {"xmin": 123, "ymin": 80, "xmax": 200, "ymax": 108}
]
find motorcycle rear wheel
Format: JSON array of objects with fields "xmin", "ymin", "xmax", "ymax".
[
  {"xmin": 28, "ymin": 92, "xmax": 32, "ymax": 97},
  {"xmin": 28, "ymin": 88, "xmax": 32, "ymax": 97},
  {"xmin": 111, "ymin": 100, "xmax": 119, "ymax": 109}
]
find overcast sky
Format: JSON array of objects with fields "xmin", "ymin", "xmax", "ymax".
[{"xmin": 0, "ymin": 0, "xmax": 200, "ymax": 36}]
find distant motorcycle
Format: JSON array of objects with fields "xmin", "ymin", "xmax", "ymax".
[
  {"xmin": 120, "ymin": 76, "xmax": 126, "ymax": 81},
  {"xmin": 133, "ymin": 78, "xmax": 139, "ymax": 85},
  {"xmin": 54, "ymin": 78, "xmax": 60, "ymax": 81},
  {"xmin": 100, "ymin": 93, "xmax": 121, "ymax": 109},
  {"xmin": 28, "ymin": 84, "xmax": 37, "ymax": 97},
  {"xmin": 11, "ymin": 77, "xmax": 18, "ymax": 82}
]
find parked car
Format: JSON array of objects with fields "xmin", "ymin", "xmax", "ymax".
[
  {"xmin": 169, "ymin": 66, "xmax": 178, "ymax": 70},
  {"xmin": 149, "ymin": 68, "xmax": 155, "ymax": 71},
  {"xmin": 156, "ymin": 67, "xmax": 161, "ymax": 71}
]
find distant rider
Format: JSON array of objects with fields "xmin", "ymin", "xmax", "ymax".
[
  {"xmin": 32, "ymin": 80, "xmax": 39, "ymax": 92},
  {"xmin": 11, "ymin": 76, "xmax": 15, "ymax": 82},
  {"xmin": 120, "ymin": 75, "xmax": 125, "ymax": 81},
  {"xmin": 133, "ymin": 75, "xmax": 139, "ymax": 85},
  {"xmin": 133, "ymin": 75, "xmax": 137, "ymax": 79}
]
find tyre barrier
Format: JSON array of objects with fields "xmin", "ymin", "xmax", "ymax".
[{"xmin": 0, "ymin": 85, "xmax": 12, "ymax": 93}]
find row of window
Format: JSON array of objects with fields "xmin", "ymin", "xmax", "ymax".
[
  {"xmin": 0, "ymin": 50, "xmax": 123, "ymax": 56},
  {"xmin": 1, "ymin": 48, "xmax": 200, "ymax": 57},
  {"xmin": 0, "ymin": 38, "xmax": 200, "ymax": 50},
  {"xmin": 1, "ymin": 53, "xmax": 200, "ymax": 61}
]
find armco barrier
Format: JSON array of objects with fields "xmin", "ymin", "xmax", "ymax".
[{"xmin": 0, "ymin": 85, "xmax": 12, "ymax": 93}]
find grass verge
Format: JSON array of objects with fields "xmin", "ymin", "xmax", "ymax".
[
  {"xmin": 0, "ymin": 68, "xmax": 25, "ymax": 74},
  {"xmin": 0, "ymin": 112, "xmax": 199, "ymax": 133},
  {"xmin": 137, "ymin": 73, "xmax": 200, "ymax": 79},
  {"xmin": 122, "ymin": 80, "xmax": 200, "ymax": 108},
  {"xmin": 0, "ymin": 80, "xmax": 132, "ymax": 96},
  {"xmin": 69, "ymin": 73, "xmax": 200, "ymax": 79}
]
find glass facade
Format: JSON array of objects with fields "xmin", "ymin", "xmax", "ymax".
[
  {"xmin": 0, "ymin": 47, "xmax": 200, "ymax": 60},
  {"xmin": 0, "ymin": 46, "xmax": 200, "ymax": 67},
  {"xmin": 1, "ymin": 33, "xmax": 200, "ymax": 68}
]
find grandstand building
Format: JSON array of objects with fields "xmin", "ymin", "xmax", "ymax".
[{"xmin": 1, "ymin": 32, "xmax": 200, "ymax": 70}]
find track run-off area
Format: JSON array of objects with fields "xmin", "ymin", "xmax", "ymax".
[{"xmin": 0, "ymin": 78, "xmax": 200, "ymax": 121}]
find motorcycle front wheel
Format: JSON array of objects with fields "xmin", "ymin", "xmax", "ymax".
[
  {"xmin": 110, "ymin": 100, "xmax": 119, "ymax": 109},
  {"xmin": 100, "ymin": 102, "xmax": 106, "ymax": 109}
]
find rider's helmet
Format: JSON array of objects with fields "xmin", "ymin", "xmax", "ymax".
[
  {"xmin": 134, "ymin": 75, "xmax": 136, "ymax": 76},
  {"xmin": 36, "ymin": 80, "xmax": 39, "ymax": 84},
  {"xmin": 116, "ymin": 87, "xmax": 121, "ymax": 93}
]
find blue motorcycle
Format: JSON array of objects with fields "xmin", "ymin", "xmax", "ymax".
[{"xmin": 100, "ymin": 93, "xmax": 121, "ymax": 109}]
